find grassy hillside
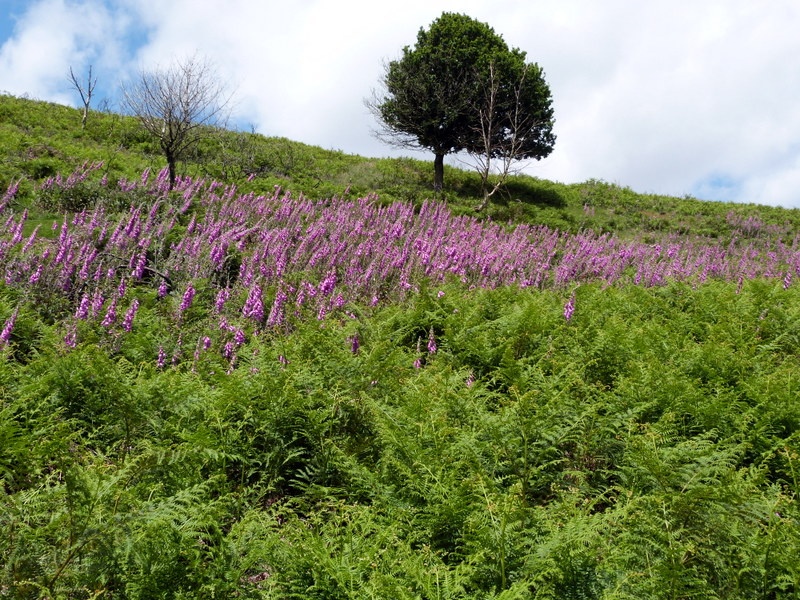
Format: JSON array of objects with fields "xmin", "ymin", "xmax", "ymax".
[
  {"xmin": 1, "ymin": 93, "xmax": 799, "ymax": 598},
  {"xmin": 3, "ymin": 92, "xmax": 800, "ymax": 240}
]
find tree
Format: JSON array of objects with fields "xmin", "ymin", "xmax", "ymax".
[
  {"xmin": 467, "ymin": 59, "xmax": 556, "ymax": 210},
  {"xmin": 120, "ymin": 55, "xmax": 232, "ymax": 189},
  {"xmin": 369, "ymin": 12, "xmax": 555, "ymax": 194},
  {"xmin": 68, "ymin": 65, "xmax": 97, "ymax": 129}
]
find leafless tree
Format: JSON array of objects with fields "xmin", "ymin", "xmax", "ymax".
[
  {"xmin": 68, "ymin": 65, "xmax": 97, "ymax": 129},
  {"xmin": 467, "ymin": 62, "xmax": 541, "ymax": 212},
  {"xmin": 120, "ymin": 55, "xmax": 233, "ymax": 189}
]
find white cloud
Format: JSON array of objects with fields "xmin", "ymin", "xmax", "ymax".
[
  {"xmin": 2, "ymin": 0, "xmax": 800, "ymax": 208},
  {"xmin": 0, "ymin": 0, "xmax": 133, "ymax": 104}
]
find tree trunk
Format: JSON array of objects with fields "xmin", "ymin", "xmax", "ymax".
[
  {"xmin": 166, "ymin": 154, "xmax": 177, "ymax": 190},
  {"xmin": 433, "ymin": 153, "xmax": 444, "ymax": 193}
]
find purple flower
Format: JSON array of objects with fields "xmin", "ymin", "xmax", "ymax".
[
  {"xmin": 101, "ymin": 299, "xmax": 118, "ymax": 328},
  {"xmin": 242, "ymin": 284, "xmax": 264, "ymax": 322},
  {"xmin": 29, "ymin": 265, "xmax": 42, "ymax": 285},
  {"xmin": 179, "ymin": 283, "xmax": 196, "ymax": 313},
  {"xmin": 564, "ymin": 293, "xmax": 576, "ymax": 322},
  {"xmin": 64, "ymin": 327, "xmax": 77, "ymax": 349},
  {"xmin": 267, "ymin": 289, "xmax": 287, "ymax": 327},
  {"xmin": 75, "ymin": 293, "xmax": 90, "ymax": 320},
  {"xmin": 1, "ymin": 308, "xmax": 19, "ymax": 346},
  {"xmin": 214, "ymin": 288, "xmax": 230, "ymax": 313},
  {"xmin": 319, "ymin": 270, "xmax": 337, "ymax": 296},
  {"xmin": 350, "ymin": 333, "xmax": 360, "ymax": 354},
  {"xmin": 157, "ymin": 346, "xmax": 166, "ymax": 369},
  {"xmin": 427, "ymin": 327, "xmax": 437, "ymax": 354},
  {"xmin": 89, "ymin": 289, "xmax": 104, "ymax": 316},
  {"xmin": 122, "ymin": 299, "xmax": 140, "ymax": 332}
]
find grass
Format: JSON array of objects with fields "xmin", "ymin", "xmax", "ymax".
[{"xmin": 3, "ymin": 92, "xmax": 800, "ymax": 242}]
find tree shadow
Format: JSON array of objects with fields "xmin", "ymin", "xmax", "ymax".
[{"xmin": 492, "ymin": 179, "xmax": 566, "ymax": 208}]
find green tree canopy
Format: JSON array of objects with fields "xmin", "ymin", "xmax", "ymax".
[{"xmin": 371, "ymin": 12, "xmax": 555, "ymax": 193}]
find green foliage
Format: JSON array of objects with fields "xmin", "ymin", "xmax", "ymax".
[
  {"xmin": 6, "ymin": 279, "xmax": 797, "ymax": 597},
  {"xmin": 4, "ymin": 94, "xmax": 800, "ymax": 598},
  {"xmin": 374, "ymin": 12, "xmax": 555, "ymax": 192}
]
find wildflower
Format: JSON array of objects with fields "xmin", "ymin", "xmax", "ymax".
[
  {"xmin": 157, "ymin": 346, "xmax": 166, "ymax": 369},
  {"xmin": 242, "ymin": 284, "xmax": 264, "ymax": 322},
  {"xmin": 132, "ymin": 252, "xmax": 147, "ymax": 279},
  {"xmin": 75, "ymin": 293, "xmax": 90, "ymax": 320},
  {"xmin": 64, "ymin": 327, "xmax": 77, "ymax": 349},
  {"xmin": 122, "ymin": 299, "xmax": 140, "ymax": 332},
  {"xmin": 179, "ymin": 283, "xmax": 196, "ymax": 313},
  {"xmin": 350, "ymin": 333, "xmax": 360, "ymax": 354},
  {"xmin": 1, "ymin": 308, "xmax": 19, "ymax": 346},
  {"xmin": 22, "ymin": 225, "xmax": 39, "ymax": 254},
  {"xmin": 101, "ymin": 299, "xmax": 118, "ymax": 328},
  {"xmin": 214, "ymin": 288, "xmax": 230, "ymax": 313},
  {"xmin": 427, "ymin": 327, "xmax": 437, "ymax": 354},
  {"xmin": 87, "ymin": 288, "xmax": 105, "ymax": 314},
  {"xmin": 319, "ymin": 269, "xmax": 337, "ymax": 296},
  {"xmin": 28, "ymin": 265, "xmax": 42, "ymax": 284},
  {"xmin": 466, "ymin": 371, "xmax": 475, "ymax": 388},
  {"xmin": 564, "ymin": 293, "xmax": 576, "ymax": 322},
  {"xmin": 413, "ymin": 336, "xmax": 423, "ymax": 368},
  {"xmin": 267, "ymin": 289, "xmax": 287, "ymax": 327}
]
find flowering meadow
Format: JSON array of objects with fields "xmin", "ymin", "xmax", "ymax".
[
  {"xmin": 2, "ymin": 163, "xmax": 800, "ymax": 598},
  {"xmin": 3, "ymin": 163, "xmax": 800, "ymax": 368}
]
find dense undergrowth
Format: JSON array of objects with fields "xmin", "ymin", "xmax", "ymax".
[
  {"xmin": 2, "ymin": 278, "xmax": 799, "ymax": 598},
  {"xmin": 1, "ymin": 93, "xmax": 800, "ymax": 598}
]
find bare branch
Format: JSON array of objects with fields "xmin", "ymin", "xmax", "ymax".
[
  {"xmin": 68, "ymin": 65, "xmax": 97, "ymax": 129},
  {"xmin": 120, "ymin": 54, "xmax": 233, "ymax": 189},
  {"xmin": 467, "ymin": 62, "xmax": 539, "ymax": 211}
]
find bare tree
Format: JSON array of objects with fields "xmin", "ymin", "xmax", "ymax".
[
  {"xmin": 466, "ymin": 61, "xmax": 555, "ymax": 211},
  {"xmin": 120, "ymin": 55, "xmax": 232, "ymax": 189},
  {"xmin": 68, "ymin": 65, "xmax": 97, "ymax": 129}
]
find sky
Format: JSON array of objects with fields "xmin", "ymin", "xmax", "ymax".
[{"xmin": 2, "ymin": 0, "xmax": 800, "ymax": 208}]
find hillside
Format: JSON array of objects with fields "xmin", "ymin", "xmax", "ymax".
[
  {"xmin": 1, "ymin": 93, "xmax": 799, "ymax": 598},
  {"xmin": 3, "ymin": 93, "xmax": 800, "ymax": 240}
]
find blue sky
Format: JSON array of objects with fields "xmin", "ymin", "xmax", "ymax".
[{"xmin": 2, "ymin": 0, "xmax": 800, "ymax": 208}]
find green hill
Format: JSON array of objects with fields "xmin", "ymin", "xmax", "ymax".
[
  {"xmin": 3, "ymin": 92, "xmax": 799, "ymax": 241},
  {"xmin": 1, "ymin": 93, "xmax": 799, "ymax": 599}
]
